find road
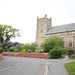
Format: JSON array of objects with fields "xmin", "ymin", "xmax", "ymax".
[
  {"xmin": 45, "ymin": 59, "xmax": 75, "ymax": 75},
  {"xmin": 0, "ymin": 56, "xmax": 47, "ymax": 75},
  {"xmin": 0, "ymin": 56, "xmax": 75, "ymax": 75}
]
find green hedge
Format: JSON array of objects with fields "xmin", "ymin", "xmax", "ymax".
[{"xmin": 48, "ymin": 47, "xmax": 63, "ymax": 59}]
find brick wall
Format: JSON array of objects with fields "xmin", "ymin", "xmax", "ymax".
[
  {"xmin": 3, "ymin": 52, "xmax": 49, "ymax": 59},
  {"xmin": 0, "ymin": 53, "xmax": 3, "ymax": 60}
]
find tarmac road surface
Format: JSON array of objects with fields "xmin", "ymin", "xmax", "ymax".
[
  {"xmin": 0, "ymin": 56, "xmax": 75, "ymax": 75},
  {"xmin": 45, "ymin": 59, "xmax": 75, "ymax": 75},
  {"xmin": 0, "ymin": 56, "xmax": 46, "ymax": 75}
]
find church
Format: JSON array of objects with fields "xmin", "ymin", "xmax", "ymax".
[{"xmin": 36, "ymin": 15, "xmax": 75, "ymax": 49}]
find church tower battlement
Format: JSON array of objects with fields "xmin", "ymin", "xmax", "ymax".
[{"xmin": 36, "ymin": 14, "xmax": 52, "ymax": 44}]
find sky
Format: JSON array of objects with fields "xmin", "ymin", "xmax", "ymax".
[{"xmin": 0, "ymin": 0, "xmax": 75, "ymax": 44}]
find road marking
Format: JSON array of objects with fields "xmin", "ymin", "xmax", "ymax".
[
  {"xmin": 15, "ymin": 62, "xmax": 21, "ymax": 65},
  {"xmin": 44, "ymin": 63, "xmax": 51, "ymax": 75},
  {"xmin": 0, "ymin": 67, "xmax": 10, "ymax": 71}
]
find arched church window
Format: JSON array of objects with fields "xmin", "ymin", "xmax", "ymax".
[{"xmin": 69, "ymin": 40, "xmax": 72, "ymax": 47}]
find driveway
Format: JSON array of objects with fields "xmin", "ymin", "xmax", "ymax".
[{"xmin": 0, "ymin": 56, "xmax": 75, "ymax": 75}]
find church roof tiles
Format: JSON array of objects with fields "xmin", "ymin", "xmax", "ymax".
[{"xmin": 46, "ymin": 23, "xmax": 75, "ymax": 34}]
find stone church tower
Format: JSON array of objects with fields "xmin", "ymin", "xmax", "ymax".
[
  {"xmin": 36, "ymin": 14, "xmax": 52, "ymax": 44},
  {"xmin": 36, "ymin": 15, "xmax": 75, "ymax": 51}
]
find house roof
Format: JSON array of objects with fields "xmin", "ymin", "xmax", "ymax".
[{"xmin": 46, "ymin": 23, "xmax": 75, "ymax": 35}]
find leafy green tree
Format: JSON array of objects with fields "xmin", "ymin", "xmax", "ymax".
[
  {"xmin": 40, "ymin": 37, "xmax": 64, "ymax": 52},
  {"xmin": 0, "ymin": 24, "xmax": 20, "ymax": 43}
]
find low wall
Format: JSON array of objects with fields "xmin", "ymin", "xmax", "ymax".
[
  {"xmin": 3, "ymin": 52, "xmax": 49, "ymax": 59},
  {"xmin": 0, "ymin": 53, "xmax": 3, "ymax": 60}
]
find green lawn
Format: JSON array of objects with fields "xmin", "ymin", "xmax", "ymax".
[{"xmin": 65, "ymin": 62, "xmax": 75, "ymax": 75}]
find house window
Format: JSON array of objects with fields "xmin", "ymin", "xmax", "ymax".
[{"xmin": 69, "ymin": 40, "xmax": 72, "ymax": 47}]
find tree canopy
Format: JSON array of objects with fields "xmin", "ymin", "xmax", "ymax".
[
  {"xmin": 40, "ymin": 37, "xmax": 64, "ymax": 52},
  {"xmin": 0, "ymin": 24, "xmax": 20, "ymax": 44}
]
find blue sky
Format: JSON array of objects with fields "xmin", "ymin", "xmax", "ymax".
[{"xmin": 0, "ymin": 0, "xmax": 75, "ymax": 44}]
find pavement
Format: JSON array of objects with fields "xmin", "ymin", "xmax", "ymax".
[{"xmin": 0, "ymin": 56, "xmax": 75, "ymax": 75}]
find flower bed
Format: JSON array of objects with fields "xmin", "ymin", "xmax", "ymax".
[{"xmin": 3, "ymin": 52, "xmax": 49, "ymax": 59}]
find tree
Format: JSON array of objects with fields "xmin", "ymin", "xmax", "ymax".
[
  {"xmin": 0, "ymin": 24, "xmax": 20, "ymax": 43},
  {"xmin": 40, "ymin": 37, "xmax": 64, "ymax": 52}
]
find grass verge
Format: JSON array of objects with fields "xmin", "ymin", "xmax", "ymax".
[{"xmin": 65, "ymin": 62, "xmax": 75, "ymax": 75}]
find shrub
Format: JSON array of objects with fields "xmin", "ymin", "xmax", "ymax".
[
  {"xmin": 3, "ymin": 49, "xmax": 7, "ymax": 52},
  {"xmin": 43, "ymin": 47, "xmax": 50, "ymax": 52},
  {"xmin": 9, "ymin": 49, "xmax": 16, "ymax": 52},
  {"xmin": 13, "ymin": 42, "xmax": 22, "ymax": 50},
  {"xmin": 27, "ymin": 50, "xmax": 33, "ymax": 52},
  {"xmin": 68, "ymin": 49, "xmax": 74, "ymax": 57},
  {"xmin": 71, "ymin": 54, "xmax": 75, "ymax": 57},
  {"xmin": 22, "ymin": 42, "xmax": 38, "ymax": 52},
  {"xmin": 1, "ymin": 42, "xmax": 14, "ymax": 49},
  {"xmin": 9, "ymin": 47, "xmax": 19, "ymax": 52},
  {"xmin": 48, "ymin": 46, "xmax": 63, "ymax": 59},
  {"xmin": 22, "ymin": 50, "xmax": 27, "ymax": 52},
  {"xmin": 62, "ymin": 48, "xmax": 68, "ymax": 55},
  {"xmin": 29, "ymin": 42, "xmax": 38, "ymax": 52}
]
